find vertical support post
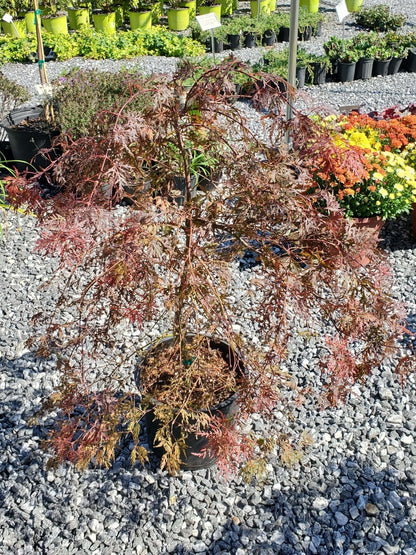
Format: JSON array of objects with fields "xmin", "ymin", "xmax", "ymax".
[
  {"xmin": 210, "ymin": 29, "xmax": 216, "ymax": 63},
  {"xmin": 285, "ymin": 0, "xmax": 299, "ymax": 145}
]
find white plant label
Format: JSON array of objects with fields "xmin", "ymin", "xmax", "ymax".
[
  {"xmin": 336, "ymin": 0, "xmax": 349, "ymax": 22},
  {"xmin": 35, "ymin": 84, "xmax": 53, "ymax": 99},
  {"xmin": 196, "ymin": 13, "xmax": 221, "ymax": 32},
  {"xmin": 2, "ymin": 13, "xmax": 13, "ymax": 23}
]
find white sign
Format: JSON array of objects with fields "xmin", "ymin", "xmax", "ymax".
[
  {"xmin": 196, "ymin": 13, "xmax": 221, "ymax": 32},
  {"xmin": 35, "ymin": 84, "xmax": 53, "ymax": 100},
  {"xmin": 2, "ymin": 13, "xmax": 13, "ymax": 23},
  {"xmin": 336, "ymin": 0, "xmax": 349, "ymax": 22}
]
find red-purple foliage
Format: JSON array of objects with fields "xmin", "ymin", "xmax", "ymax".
[{"xmin": 9, "ymin": 60, "xmax": 413, "ymax": 476}]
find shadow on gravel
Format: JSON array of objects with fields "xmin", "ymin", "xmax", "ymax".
[{"xmin": 167, "ymin": 458, "xmax": 416, "ymax": 555}]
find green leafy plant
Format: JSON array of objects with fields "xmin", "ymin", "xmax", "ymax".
[
  {"xmin": 0, "ymin": 0, "xmax": 30, "ymax": 17},
  {"xmin": 355, "ymin": 4, "xmax": 406, "ymax": 32},
  {"xmin": 91, "ymin": 0, "xmax": 115, "ymax": 12},
  {"xmin": 40, "ymin": 0, "xmax": 68, "ymax": 16},
  {"xmin": 0, "ymin": 71, "xmax": 30, "ymax": 124},
  {"xmin": 7, "ymin": 59, "xmax": 413, "ymax": 478}
]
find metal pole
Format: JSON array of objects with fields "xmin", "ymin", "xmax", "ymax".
[
  {"xmin": 210, "ymin": 29, "xmax": 216, "ymax": 63},
  {"xmin": 285, "ymin": 0, "xmax": 299, "ymax": 145}
]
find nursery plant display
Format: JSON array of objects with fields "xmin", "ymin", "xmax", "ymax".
[
  {"xmin": 41, "ymin": 0, "xmax": 69, "ymax": 34},
  {"xmin": 0, "ymin": 0, "xmax": 29, "ymax": 36},
  {"xmin": 6, "ymin": 60, "xmax": 413, "ymax": 477},
  {"xmin": 309, "ymin": 111, "xmax": 416, "ymax": 220}
]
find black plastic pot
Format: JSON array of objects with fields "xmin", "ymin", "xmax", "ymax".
[
  {"xmin": 310, "ymin": 62, "xmax": 327, "ymax": 85},
  {"xmin": 338, "ymin": 61, "xmax": 356, "ymax": 83},
  {"xmin": 314, "ymin": 20, "xmax": 322, "ymax": 37},
  {"xmin": 0, "ymin": 105, "xmax": 59, "ymax": 171},
  {"xmin": 388, "ymin": 57, "xmax": 403, "ymax": 75},
  {"xmin": 278, "ymin": 26, "xmax": 289, "ymax": 42},
  {"xmin": 403, "ymin": 48, "xmax": 416, "ymax": 72},
  {"xmin": 298, "ymin": 25, "xmax": 311, "ymax": 41},
  {"xmin": 355, "ymin": 57, "xmax": 374, "ymax": 80},
  {"xmin": 227, "ymin": 33, "xmax": 240, "ymax": 50},
  {"xmin": 170, "ymin": 175, "xmax": 197, "ymax": 206},
  {"xmin": 214, "ymin": 38, "xmax": 224, "ymax": 53},
  {"xmin": 262, "ymin": 29, "xmax": 275, "ymax": 46},
  {"xmin": 296, "ymin": 66, "xmax": 306, "ymax": 89},
  {"xmin": 243, "ymin": 32, "xmax": 256, "ymax": 48},
  {"xmin": 137, "ymin": 336, "xmax": 245, "ymax": 471},
  {"xmin": 373, "ymin": 58, "xmax": 391, "ymax": 77}
]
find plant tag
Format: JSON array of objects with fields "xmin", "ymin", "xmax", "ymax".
[
  {"xmin": 35, "ymin": 84, "xmax": 53, "ymax": 99},
  {"xmin": 196, "ymin": 13, "xmax": 221, "ymax": 31},
  {"xmin": 336, "ymin": 0, "xmax": 349, "ymax": 21},
  {"xmin": 2, "ymin": 13, "xmax": 13, "ymax": 23}
]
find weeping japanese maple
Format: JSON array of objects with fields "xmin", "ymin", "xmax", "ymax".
[{"xmin": 7, "ymin": 59, "xmax": 413, "ymax": 477}]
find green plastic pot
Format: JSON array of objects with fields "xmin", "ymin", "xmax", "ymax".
[
  {"xmin": 129, "ymin": 10, "xmax": 152, "ymax": 30},
  {"xmin": 220, "ymin": 0, "xmax": 233, "ymax": 16},
  {"xmin": 179, "ymin": 0, "xmax": 196, "ymax": 19},
  {"xmin": 25, "ymin": 11, "xmax": 36, "ymax": 33},
  {"xmin": 299, "ymin": 0, "xmax": 319, "ymax": 13},
  {"xmin": 42, "ymin": 14, "xmax": 69, "ymax": 34},
  {"xmin": 92, "ymin": 11, "xmax": 116, "ymax": 34},
  {"xmin": 1, "ymin": 18, "xmax": 26, "ymax": 37},
  {"xmin": 198, "ymin": 4, "xmax": 221, "ymax": 19},
  {"xmin": 68, "ymin": 7, "xmax": 90, "ymax": 30},
  {"xmin": 346, "ymin": 0, "xmax": 363, "ymax": 12},
  {"xmin": 250, "ymin": 0, "xmax": 270, "ymax": 18},
  {"xmin": 268, "ymin": 0, "xmax": 276, "ymax": 12},
  {"xmin": 167, "ymin": 7, "xmax": 190, "ymax": 31}
]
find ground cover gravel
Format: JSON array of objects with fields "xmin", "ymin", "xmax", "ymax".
[{"xmin": 1, "ymin": 0, "xmax": 416, "ymax": 553}]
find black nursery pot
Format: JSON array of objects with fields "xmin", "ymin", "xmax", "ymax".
[
  {"xmin": 0, "ymin": 105, "xmax": 59, "ymax": 171},
  {"xmin": 355, "ymin": 57, "xmax": 374, "ymax": 80},
  {"xmin": 388, "ymin": 57, "xmax": 403, "ymax": 75},
  {"xmin": 338, "ymin": 61, "xmax": 356, "ymax": 83},
  {"xmin": 296, "ymin": 66, "xmax": 306, "ymax": 89},
  {"xmin": 227, "ymin": 33, "xmax": 240, "ymax": 50},
  {"xmin": 262, "ymin": 29, "xmax": 275, "ymax": 46},
  {"xmin": 278, "ymin": 26, "xmax": 290, "ymax": 42},
  {"xmin": 308, "ymin": 62, "xmax": 326, "ymax": 85},
  {"xmin": 138, "ymin": 336, "xmax": 245, "ymax": 471},
  {"xmin": 373, "ymin": 58, "xmax": 391, "ymax": 77},
  {"xmin": 243, "ymin": 32, "xmax": 256, "ymax": 48},
  {"xmin": 403, "ymin": 48, "xmax": 416, "ymax": 72}
]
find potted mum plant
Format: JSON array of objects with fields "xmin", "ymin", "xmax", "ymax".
[{"xmin": 7, "ymin": 60, "xmax": 413, "ymax": 477}]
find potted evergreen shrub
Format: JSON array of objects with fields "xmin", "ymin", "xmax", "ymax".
[
  {"xmin": 355, "ymin": 4, "xmax": 406, "ymax": 32},
  {"xmin": 6, "ymin": 60, "xmax": 412, "ymax": 477},
  {"xmin": 351, "ymin": 32, "xmax": 377, "ymax": 80}
]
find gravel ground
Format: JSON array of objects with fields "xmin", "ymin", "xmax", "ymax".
[{"xmin": 1, "ymin": 1, "xmax": 416, "ymax": 554}]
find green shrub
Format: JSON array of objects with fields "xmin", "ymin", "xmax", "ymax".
[{"xmin": 355, "ymin": 4, "xmax": 406, "ymax": 32}]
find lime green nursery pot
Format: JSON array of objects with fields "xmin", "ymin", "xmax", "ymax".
[
  {"xmin": 42, "ymin": 14, "xmax": 69, "ymax": 34},
  {"xmin": 250, "ymin": 0, "xmax": 270, "ymax": 17},
  {"xmin": 167, "ymin": 7, "xmax": 190, "ymax": 30},
  {"xmin": 346, "ymin": 0, "xmax": 363, "ymax": 12},
  {"xmin": 68, "ymin": 7, "xmax": 90, "ymax": 30},
  {"xmin": 92, "ymin": 11, "xmax": 116, "ymax": 34},
  {"xmin": 198, "ymin": 4, "xmax": 221, "ymax": 19},
  {"xmin": 2, "ymin": 18, "xmax": 26, "ymax": 37},
  {"xmin": 129, "ymin": 9, "xmax": 152, "ymax": 29},
  {"xmin": 25, "ymin": 11, "xmax": 36, "ymax": 33},
  {"xmin": 179, "ymin": 0, "xmax": 196, "ymax": 19},
  {"xmin": 299, "ymin": 0, "xmax": 319, "ymax": 13}
]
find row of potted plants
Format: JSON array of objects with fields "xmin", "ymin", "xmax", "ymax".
[
  {"xmin": 0, "ymin": 1, "xmax": 326, "ymax": 35},
  {"xmin": 1, "ymin": 60, "xmax": 415, "ymax": 477},
  {"xmin": 191, "ymin": 10, "xmax": 325, "ymax": 52},
  {"xmin": 0, "ymin": 26, "xmax": 205, "ymax": 62},
  {"xmin": 324, "ymin": 31, "xmax": 416, "ymax": 82}
]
